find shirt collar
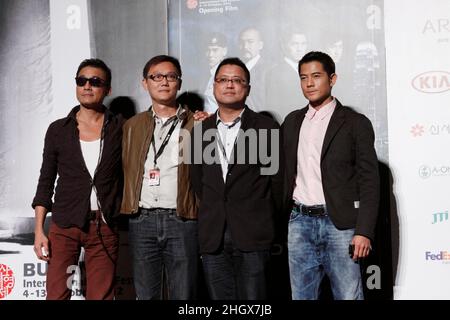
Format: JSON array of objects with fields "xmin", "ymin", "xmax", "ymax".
[
  {"xmin": 150, "ymin": 104, "xmax": 186, "ymax": 122},
  {"xmin": 305, "ymin": 98, "xmax": 336, "ymax": 120},
  {"xmin": 63, "ymin": 104, "xmax": 110, "ymax": 126},
  {"xmin": 216, "ymin": 108, "xmax": 245, "ymax": 127}
]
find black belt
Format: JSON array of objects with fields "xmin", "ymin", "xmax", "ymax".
[
  {"xmin": 139, "ymin": 207, "xmax": 176, "ymax": 215},
  {"xmin": 292, "ymin": 202, "xmax": 327, "ymax": 217}
]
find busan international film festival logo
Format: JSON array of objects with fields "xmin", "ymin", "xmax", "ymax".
[
  {"xmin": 411, "ymin": 71, "xmax": 450, "ymax": 93},
  {"xmin": 0, "ymin": 264, "xmax": 15, "ymax": 299}
]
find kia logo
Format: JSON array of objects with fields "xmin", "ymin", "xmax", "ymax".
[{"xmin": 412, "ymin": 71, "xmax": 450, "ymax": 93}]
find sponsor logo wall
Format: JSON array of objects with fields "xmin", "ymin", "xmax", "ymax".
[{"xmin": 385, "ymin": 0, "xmax": 450, "ymax": 299}]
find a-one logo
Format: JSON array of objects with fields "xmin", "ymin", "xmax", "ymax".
[
  {"xmin": 0, "ymin": 264, "xmax": 15, "ymax": 299},
  {"xmin": 412, "ymin": 71, "xmax": 450, "ymax": 93},
  {"xmin": 419, "ymin": 165, "xmax": 432, "ymax": 179},
  {"xmin": 419, "ymin": 165, "xmax": 450, "ymax": 179}
]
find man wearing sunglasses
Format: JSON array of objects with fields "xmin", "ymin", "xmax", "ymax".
[
  {"xmin": 32, "ymin": 58, "xmax": 124, "ymax": 299},
  {"xmin": 120, "ymin": 55, "xmax": 208, "ymax": 299}
]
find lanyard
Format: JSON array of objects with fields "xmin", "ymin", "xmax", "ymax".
[
  {"xmin": 151, "ymin": 118, "xmax": 179, "ymax": 167},
  {"xmin": 216, "ymin": 118, "xmax": 241, "ymax": 165}
]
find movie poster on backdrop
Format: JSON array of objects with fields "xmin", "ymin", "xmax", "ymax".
[{"xmin": 169, "ymin": 0, "xmax": 388, "ymax": 160}]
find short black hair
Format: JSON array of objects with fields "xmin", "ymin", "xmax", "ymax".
[
  {"xmin": 298, "ymin": 51, "xmax": 335, "ymax": 77},
  {"xmin": 76, "ymin": 58, "xmax": 112, "ymax": 88},
  {"xmin": 214, "ymin": 57, "xmax": 250, "ymax": 84},
  {"xmin": 142, "ymin": 55, "xmax": 182, "ymax": 79}
]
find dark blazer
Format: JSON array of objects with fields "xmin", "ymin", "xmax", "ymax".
[
  {"xmin": 281, "ymin": 100, "xmax": 379, "ymax": 240},
  {"xmin": 32, "ymin": 105, "xmax": 124, "ymax": 228},
  {"xmin": 191, "ymin": 107, "xmax": 283, "ymax": 253}
]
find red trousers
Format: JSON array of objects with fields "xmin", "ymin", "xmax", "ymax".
[{"xmin": 46, "ymin": 217, "xmax": 118, "ymax": 300}]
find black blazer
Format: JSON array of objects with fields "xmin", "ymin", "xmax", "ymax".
[
  {"xmin": 191, "ymin": 107, "xmax": 283, "ymax": 253},
  {"xmin": 281, "ymin": 100, "xmax": 379, "ymax": 240}
]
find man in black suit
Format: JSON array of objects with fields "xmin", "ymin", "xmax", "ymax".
[
  {"xmin": 282, "ymin": 51, "xmax": 379, "ymax": 300},
  {"xmin": 191, "ymin": 57, "xmax": 283, "ymax": 300}
]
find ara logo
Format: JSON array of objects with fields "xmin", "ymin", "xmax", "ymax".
[{"xmin": 411, "ymin": 71, "xmax": 450, "ymax": 93}]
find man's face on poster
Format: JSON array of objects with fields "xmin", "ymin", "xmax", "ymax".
[
  {"xmin": 239, "ymin": 28, "xmax": 263, "ymax": 61},
  {"xmin": 206, "ymin": 45, "xmax": 227, "ymax": 68},
  {"xmin": 327, "ymin": 40, "xmax": 344, "ymax": 63},
  {"xmin": 285, "ymin": 33, "xmax": 307, "ymax": 62}
]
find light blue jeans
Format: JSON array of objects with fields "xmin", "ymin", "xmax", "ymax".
[{"xmin": 287, "ymin": 206, "xmax": 363, "ymax": 300}]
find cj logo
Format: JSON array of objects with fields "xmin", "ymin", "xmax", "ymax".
[{"xmin": 412, "ymin": 71, "xmax": 450, "ymax": 93}]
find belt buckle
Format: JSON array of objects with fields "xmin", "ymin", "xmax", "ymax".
[{"xmin": 308, "ymin": 206, "xmax": 326, "ymax": 217}]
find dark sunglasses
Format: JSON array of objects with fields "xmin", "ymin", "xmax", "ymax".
[{"xmin": 75, "ymin": 76, "xmax": 107, "ymax": 88}]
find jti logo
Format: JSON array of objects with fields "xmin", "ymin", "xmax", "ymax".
[{"xmin": 432, "ymin": 211, "xmax": 448, "ymax": 224}]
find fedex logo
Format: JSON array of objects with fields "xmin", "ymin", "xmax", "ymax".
[{"xmin": 425, "ymin": 251, "xmax": 450, "ymax": 261}]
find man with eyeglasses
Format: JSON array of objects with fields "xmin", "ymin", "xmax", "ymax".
[
  {"xmin": 190, "ymin": 57, "xmax": 283, "ymax": 299},
  {"xmin": 120, "ymin": 55, "xmax": 208, "ymax": 299},
  {"xmin": 32, "ymin": 58, "xmax": 124, "ymax": 299}
]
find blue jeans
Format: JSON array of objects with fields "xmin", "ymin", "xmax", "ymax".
[
  {"xmin": 287, "ymin": 206, "xmax": 363, "ymax": 300},
  {"xmin": 201, "ymin": 226, "xmax": 271, "ymax": 300},
  {"xmin": 128, "ymin": 208, "xmax": 198, "ymax": 300}
]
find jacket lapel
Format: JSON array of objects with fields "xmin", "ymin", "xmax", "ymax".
[
  {"xmin": 227, "ymin": 107, "xmax": 253, "ymax": 176},
  {"xmin": 321, "ymin": 100, "xmax": 345, "ymax": 160},
  {"xmin": 206, "ymin": 113, "xmax": 226, "ymax": 185},
  {"xmin": 289, "ymin": 108, "xmax": 307, "ymax": 164}
]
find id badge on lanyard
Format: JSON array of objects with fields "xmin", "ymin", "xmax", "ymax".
[
  {"xmin": 148, "ymin": 117, "xmax": 179, "ymax": 187},
  {"xmin": 148, "ymin": 167, "xmax": 160, "ymax": 186}
]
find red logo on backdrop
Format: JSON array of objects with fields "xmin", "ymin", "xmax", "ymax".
[
  {"xmin": 186, "ymin": 0, "xmax": 198, "ymax": 10},
  {"xmin": 411, "ymin": 124, "xmax": 425, "ymax": 137},
  {"xmin": 412, "ymin": 71, "xmax": 450, "ymax": 93},
  {"xmin": 0, "ymin": 264, "xmax": 15, "ymax": 299}
]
